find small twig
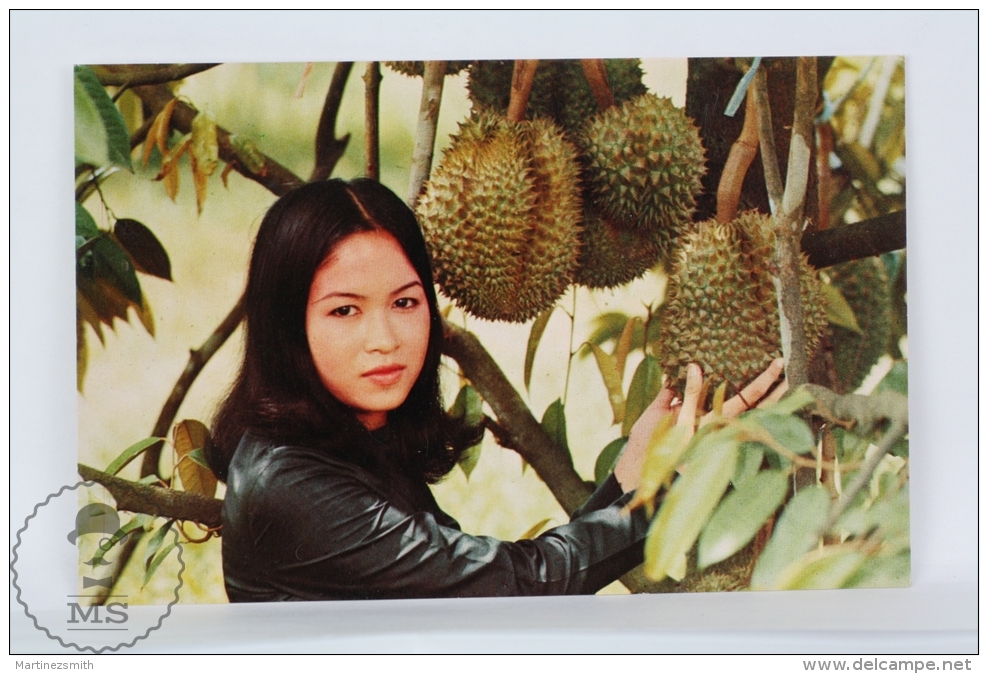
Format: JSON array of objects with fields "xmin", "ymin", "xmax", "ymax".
[
  {"xmin": 751, "ymin": 66, "xmax": 784, "ymax": 215},
  {"xmin": 363, "ymin": 62, "xmax": 381, "ymax": 181},
  {"xmin": 580, "ymin": 59, "xmax": 615, "ymax": 111},
  {"xmin": 407, "ymin": 61, "xmax": 446, "ymax": 207},
  {"xmin": 818, "ymin": 418, "xmax": 907, "ymax": 536},
  {"xmin": 858, "ymin": 55, "xmax": 899, "ymax": 149},
  {"xmin": 90, "ymin": 63, "xmax": 220, "ymax": 88},
  {"xmin": 506, "ymin": 60, "xmax": 539, "ymax": 123},
  {"xmin": 815, "ymin": 122, "xmax": 835, "ymax": 230},
  {"xmin": 716, "ymin": 90, "xmax": 760, "ymax": 223},
  {"xmin": 309, "ymin": 62, "xmax": 353, "ymax": 182},
  {"xmin": 140, "ymin": 295, "xmax": 246, "ymax": 477}
]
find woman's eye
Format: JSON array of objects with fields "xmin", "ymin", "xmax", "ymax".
[
  {"xmin": 394, "ymin": 297, "xmax": 420, "ymax": 309},
  {"xmin": 330, "ymin": 305, "xmax": 356, "ymax": 317}
]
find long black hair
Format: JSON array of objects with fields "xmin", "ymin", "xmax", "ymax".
[{"xmin": 209, "ymin": 179, "xmax": 477, "ymax": 482}]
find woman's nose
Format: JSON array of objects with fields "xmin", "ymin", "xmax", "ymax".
[{"xmin": 365, "ymin": 310, "xmax": 399, "ymax": 353}]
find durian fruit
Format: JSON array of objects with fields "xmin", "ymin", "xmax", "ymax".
[
  {"xmin": 573, "ymin": 205, "xmax": 668, "ymax": 289},
  {"xmin": 384, "ymin": 61, "xmax": 472, "ymax": 78},
  {"xmin": 416, "ymin": 113, "xmax": 582, "ymax": 323},
  {"xmin": 467, "ymin": 59, "xmax": 647, "ymax": 136},
  {"xmin": 579, "ymin": 94, "xmax": 706, "ymax": 235},
  {"xmin": 656, "ymin": 212, "xmax": 829, "ymax": 397},
  {"xmin": 826, "ymin": 257, "xmax": 892, "ymax": 393}
]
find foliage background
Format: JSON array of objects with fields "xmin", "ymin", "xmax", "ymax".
[{"xmin": 11, "ymin": 11, "xmax": 977, "ymax": 651}]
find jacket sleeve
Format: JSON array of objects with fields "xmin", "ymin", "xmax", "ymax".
[{"xmin": 239, "ymin": 457, "xmax": 648, "ymax": 600}]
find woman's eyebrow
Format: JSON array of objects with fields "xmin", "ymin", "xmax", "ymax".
[{"xmin": 390, "ymin": 280, "xmax": 423, "ymax": 296}]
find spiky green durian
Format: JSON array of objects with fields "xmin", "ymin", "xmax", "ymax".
[
  {"xmin": 573, "ymin": 206, "xmax": 671, "ymax": 289},
  {"xmin": 383, "ymin": 61, "xmax": 472, "ymax": 77},
  {"xmin": 467, "ymin": 59, "xmax": 647, "ymax": 136},
  {"xmin": 579, "ymin": 94, "xmax": 706, "ymax": 235},
  {"xmin": 827, "ymin": 257, "xmax": 893, "ymax": 393},
  {"xmin": 656, "ymin": 212, "xmax": 828, "ymax": 396},
  {"xmin": 416, "ymin": 113, "xmax": 582, "ymax": 323}
]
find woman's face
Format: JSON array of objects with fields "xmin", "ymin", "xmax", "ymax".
[{"xmin": 305, "ymin": 229, "xmax": 431, "ymax": 430}]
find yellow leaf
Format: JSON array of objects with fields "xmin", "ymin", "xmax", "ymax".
[
  {"xmin": 157, "ymin": 99, "xmax": 178, "ymax": 155},
  {"xmin": 518, "ymin": 518, "xmax": 553, "ymax": 540},
  {"xmin": 191, "ymin": 112, "xmax": 219, "ymax": 176},
  {"xmin": 156, "ymin": 133, "xmax": 191, "ymax": 202},
  {"xmin": 614, "ymin": 316, "xmax": 640, "ymax": 381},
  {"xmin": 173, "ymin": 419, "xmax": 217, "ymax": 498},
  {"xmin": 588, "ymin": 342, "xmax": 626, "ymax": 425}
]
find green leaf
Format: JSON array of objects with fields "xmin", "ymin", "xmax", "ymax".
[
  {"xmin": 457, "ymin": 443, "xmax": 482, "ymax": 479},
  {"xmin": 622, "ymin": 355, "xmax": 662, "ymax": 436},
  {"xmin": 777, "ymin": 546, "xmax": 867, "ymax": 590},
  {"xmin": 732, "ymin": 443, "xmax": 764, "ymax": 489},
  {"xmin": 741, "ymin": 409, "xmax": 815, "ymax": 455},
  {"xmin": 92, "ymin": 518, "xmax": 144, "ymax": 566},
  {"xmin": 104, "ymin": 436, "xmax": 165, "ymax": 476},
  {"xmin": 449, "ymin": 385, "xmax": 484, "ymax": 429},
  {"xmin": 875, "ymin": 360, "xmax": 908, "ymax": 395},
  {"xmin": 524, "ymin": 307, "xmax": 554, "ymax": 392},
  {"xmin": 89, "ymin": 235, "xmax": 143, "ymax": 305},
  {"xmin": 518, "ymin": 518, "xmax": 553, "ymax": 540},
  {"xmin": 750, "ymin": 485, "xmax": 831, "ymax": 589},
  {"xmin": 75, "ymin": 202, "xmax": 100, "ymax": 243},
  {"xmin": 643, "ymin": 432, "xmax": 738, "ymax": 582},
  {"xmin": 583, "ymin": 312, "xmax": 631, "ymax": 355},
  {"xmin": 632, "ymin": 418, "xmax": 688, "ymax": 513},
  {"xmin": 594, "ymin": 437, "xmax": 627, "ymax": 486},
  {"xmin": 821, "ymin": 282, "xmax": 862, "ymax": 334},
  {"xmin": 588, "ymin": 343, "xmax": 626, "ymax": 425},
  {"xmin": 143, "ymin": 520, "xmax": 176, "ymax": 570},
  {"xmin": 763, "ymin": 387, "xmax": 815, "ymax": 416},
  {"xmin": 698, "ymin": 469, "xmax": 789, "ymax": 569},
  {"xmin": 186, "ymin": 448, "xmax": 211, "ymax": 470},
  {"xmin": 143, "ymin": 542, "xmax": 177, "ymax": 587},
  {"xmin": 113, "ymin": 218, "xmax": 172, "ymax": 281},
  {"xmin": 540, "ymin": 399, "xmax": 568, "ymax": 452},
  {"xmin": 74, "ymin": 65, "xmax": 132, "ymax": 170}
]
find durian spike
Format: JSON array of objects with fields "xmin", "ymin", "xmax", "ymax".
[
  {"xmin": 507, "ymin": 60, "xmax": 539, "ymax": 123},
  {"xmin": 580, "ymin": 59, "xmax": 616, "ymax": 111},
  {"xmin": 716, "ymin": 90, "xmax": 760, "ymax": 224}
]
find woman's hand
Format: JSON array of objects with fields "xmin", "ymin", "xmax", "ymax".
[{"xmin": 614, "ymin": 358, "xmax": 787, "ymax": 492}]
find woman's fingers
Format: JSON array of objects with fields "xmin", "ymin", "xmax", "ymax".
[
  {"xmin": 676, "ymin": 363, "xmax": 703, "ymax": 439},
  {"xmin": 722, "ymin": 357, "xmax": 786, "ymax": 418},
  {"xmin": 616, "ymin": 387, "xmax": 676, "ymax": 491},
  {"xmin": 756, "ymin": 379, "xmax": 789, "ymax": 408}
]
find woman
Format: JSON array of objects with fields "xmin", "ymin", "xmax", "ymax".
[{"xmin": 209, "ymin": 178, "xmax": 784, "ymax": 601}]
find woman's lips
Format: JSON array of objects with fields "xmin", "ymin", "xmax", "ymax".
[{"xmin": 362, "ymin": 364, "xmax": 405, "ymax": 386}]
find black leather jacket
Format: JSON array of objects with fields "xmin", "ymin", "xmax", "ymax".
[{"xmin": 221, "ymin": 430, "xmax": 649, "ymax": 601}]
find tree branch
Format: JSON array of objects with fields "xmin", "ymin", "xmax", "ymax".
[
  {"xmin": 580, "ymin": 59, "xmax": 615, "ymax": 112},
  {"xmin": 89, "ymin": 64, "xmax": 220, "ymax": 88},
  {"xmin": 771, "ymin": 57, "xmax": 817, "ymax": 389},
  {"xmin": 800, "ymin": 210, "xmax": 906, "ymax": 268},
  {"xmin": 140, "ymin": 295, "xmax": 246, "ymax": 477},
  {"xmin": 406, "ymin": 61, "xmax": 446, "ymax": 207},
  {"xmin": 716, "ymin": 90, "xmax": 760, "ymax": 223},
  {"xmin": 309, "ymin": 62, "xmax": 353, "ymax": 182},
  {"xmin": 79, "ymin": 464, "xmax": 223, "ymax": 528},
  {"xmin": 130, "ymin": 84, "xmax": 305, "ymax": 197},
  {"xmin": 507, "ymin": 60, "xmax": 539, "ymax": 123},
  {"xmin": 364, "ymin": 62, "xmax": 382, "ymax": 181},
  {"xmin": 442, "ymin": 322, "xmax": 593, "ymax": 515}
]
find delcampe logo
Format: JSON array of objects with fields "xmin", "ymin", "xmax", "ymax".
[{"xmin": 12, "ymin": 482, "xmax": 184, "ymax": 653}]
